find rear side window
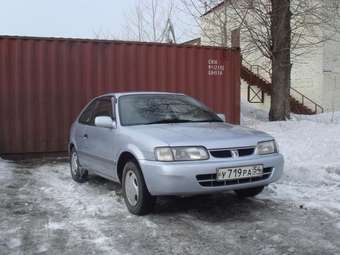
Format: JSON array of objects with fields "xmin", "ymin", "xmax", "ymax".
[{"xmin": 79, "ymin": 101, "xmax": 96, "ymax": 125}]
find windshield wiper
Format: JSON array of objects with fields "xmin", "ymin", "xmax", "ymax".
[
  {"xmin": 195, "ymin": 119, "xmax": 224, "ymax": 123},
  {"xmin": 144, "ymin": 119, "xmax": 194, "ymax": 125},
  {"xmin": 143, "ymin": 118, "xmax": 223, "ymax": 125}
]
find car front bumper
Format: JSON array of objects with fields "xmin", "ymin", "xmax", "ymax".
[{"xmin": 140, "ymin": 153, "xmax": 284, "ymax": 196}]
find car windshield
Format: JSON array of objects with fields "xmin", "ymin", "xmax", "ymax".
[{"xmin": 118, "ymin": 94, "xmax": 223, "ymax": 126}]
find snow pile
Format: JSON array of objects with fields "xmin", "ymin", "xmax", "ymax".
[
  {"xmin": 240, "ymin": 101, "xmax": 269, "ymax": 125},
  {"xmin": 241, "ymin": 101, "xmax": 340, "ymax": 213},
  {"xmin": 291, "ymin": 111, "xmax": 340, "ymax": 124}
]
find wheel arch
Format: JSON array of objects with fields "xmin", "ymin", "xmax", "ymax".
[
  {"xmin": 69, "ymin": 142, "xmax": 79, "ymax": 155},
  {"xmin": 69, "ymin": 143, "xmax": 75, "ymax": 152},
  {"xmin": 116, "ymin": 151, "xmax": 141, "ymax": 184}
]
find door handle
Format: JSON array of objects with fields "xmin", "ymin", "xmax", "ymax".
[{"xmin": 83, "ymin": 134, "xmax": 88, "ymax": 139}]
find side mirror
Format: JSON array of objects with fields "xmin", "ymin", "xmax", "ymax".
[
  {"xmin": 217, "ymin": 113, "xmax": 226, "ymax": 122},
  {"xmin": 95, "ymin": 116, "xmax": 116, "ymax": 129}
]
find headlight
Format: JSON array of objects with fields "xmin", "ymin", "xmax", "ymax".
[
  {"xmin": 154, "ymin": 146, "xmax": 209, "ymax": 161},
  {"xmin": 154, "ymin": 147, "xmax": 174, "ymax": 161},
  {"xmin": 256, "ymin": 140, "xmax": 278, "ymax": 155}
]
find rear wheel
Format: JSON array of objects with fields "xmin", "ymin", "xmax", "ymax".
[
  {"xmin": 122, "ymin": 161, "xmax": 155, "ymax": 215},
  {"xmin": 234, "ymin": 186, "xmax": 264, "ymax": 198},
  {"xmin": 70, "ymin": 148, "xmax": 88, "ymax": 183}
]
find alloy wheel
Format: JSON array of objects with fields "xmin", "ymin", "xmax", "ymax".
[
  {"xmin": 124, "ymin": 170, "xmax": 139, "ymax": 206},
  {"xmin": 71, "ymin": 152, "xmax": 79, "ymax": 176}
]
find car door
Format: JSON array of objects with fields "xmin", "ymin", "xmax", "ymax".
[
  {"xmin": 83, "ymin": 97, "xmax": 116, "ymax": 178},
  {"xmin": 75, "ymin": 100, "xmax": 97, "ymax": 169}
]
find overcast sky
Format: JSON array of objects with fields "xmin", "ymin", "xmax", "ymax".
[{"xmin": 0, "ymin": 0, "xmax": 135, "ymax": 39}]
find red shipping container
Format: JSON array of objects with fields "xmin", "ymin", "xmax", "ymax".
[{"xmin": 0, "ymin": 36, "xmax": 240, "ymax": 154}]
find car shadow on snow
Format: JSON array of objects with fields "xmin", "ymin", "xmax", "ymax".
[
  {"xmin": 154, "ymin": 193, "xmax": 272, "ymax": 221},
  {"xmin": 86, "ymin": 174, "xmax": 273, "ymax": 221}
]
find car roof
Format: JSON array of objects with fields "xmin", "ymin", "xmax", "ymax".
[{"xmin": 98, "ymin": 91, "xmax": 185, "ymax": 99}]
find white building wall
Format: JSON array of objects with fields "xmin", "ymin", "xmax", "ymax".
[
  {"xmin": 291, "ymin": 46, "xmax": 324, "ymax": 112},
  {"xmin": 322, "ymin": 33, "xmax": 340, "ymax": 112},
  {"xmin": 200, "ymin": 1, "xmax": 340, "ymax": 113},
  {"xmin": 240, "ymin": 79, "xmax": 271, "ymax": 111}
]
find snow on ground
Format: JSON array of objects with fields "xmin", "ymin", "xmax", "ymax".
[
  {"xmin": 241, "ymin": 100, "xmax": 340, "ymax": 214},
  {"xmin": 1, "ymin": 158, "xmax": 339, "ymax": 254},
  {"xmin": 0, "ymin": 158, "xmax": 129, "ymax": 254}
]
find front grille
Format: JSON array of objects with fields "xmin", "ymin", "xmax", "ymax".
[
  {"xmin": 210, "ymin": 150, "xmax": 232, "ymax": 158},
  {"xmin": 209, "ymin": 147, "xmax": 255, "ymax": 158},
  {"xmin": 238, "ymin": 148, "xmax": 255, "ymax": 156},
  {"xmin": 196, "ymin": 167, "xmax": 273, "ymax": 187}
]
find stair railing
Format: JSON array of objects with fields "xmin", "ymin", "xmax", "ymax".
[
  {"xmin": 242, "ymin": 59, "xmax": 271, "ymax": 82},
  {"xmin": 241, "ymin": 59, "xmax": 324, "ymax": 114},
  {"xmin": 290, "ymin": 87, "xmax": 324, "ymax": 114}
]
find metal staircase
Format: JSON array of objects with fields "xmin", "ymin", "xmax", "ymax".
[{"xmin": 241, "ymin": 63, "xmax": 324, "ymax": 115}]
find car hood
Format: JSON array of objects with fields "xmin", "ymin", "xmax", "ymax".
[{"xmin": 127, "ymin": 122, "xmax": 273, "ymax": 149}]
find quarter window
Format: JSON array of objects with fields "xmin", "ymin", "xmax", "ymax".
[{"xmin": 79, "ymin": 101, "xmax": 96, "ymax": 125}]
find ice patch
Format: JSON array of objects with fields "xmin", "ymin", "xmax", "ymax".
[
  {"xmin": 336, "ymin": 222, "xmax": 340, "ymax": 230},
  {"xmin": 47, "ymin": 222, "xmax": 65, "ymax": 230},
  {"xmin": 0, "ymin": 158, "xmax": 16, "ymax": 182},
  {"xmin": 270, "ymin": 234, "xmax": 283, "ymax": 243},
  {"xmin": 143, "ymin": 218, "xmax": 159, "ymax": 229},
  {"xmin": 7, "ymin": 238, "xmax": 21, "ymax": 249}
]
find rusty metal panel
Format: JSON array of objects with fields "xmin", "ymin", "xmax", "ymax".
[{"xmin": 0, "ymin": 36, "xmax": 241, "ymax": 154}]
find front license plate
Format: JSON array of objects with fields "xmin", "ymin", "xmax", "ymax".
[{"xmin": 216, "ymin": 165, "xmax": 263, "ymax": 181}]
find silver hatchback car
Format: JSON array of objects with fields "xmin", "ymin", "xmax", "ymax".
[{"xmin": 69, "ymin": 92, "xmax": 284, "ymax": 215}]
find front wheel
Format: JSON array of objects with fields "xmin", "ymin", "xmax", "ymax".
[
  {"xmin": 122, "ymin": 161, "xmax": 155, "ymax": 215},
  {"xmin": 234, "ymin": 186, "xmax": 264, "ymax": 198},
  {"xmin": 70, "ymin": 148, "xmax": 88, "ymax": 183}
]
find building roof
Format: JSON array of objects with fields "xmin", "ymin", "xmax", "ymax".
[
  {"xmin": 181, "ymin": 37, "xmax": 201, "ymax": 46},
  {"xmin": 201, "ymin": 1, "xmax": 226, "ymax": 17}
]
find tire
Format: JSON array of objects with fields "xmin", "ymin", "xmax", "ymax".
[
  {"xmin": 70, "ymin": 148, "xmax": 88, "ymax": 183},
  {"xmin": 122, "ymin": 160, "xmax": 155, "ymax": 215},
  {"xmin": 234, "ymin": 186, "xmax": 264, "ymax": 198}
]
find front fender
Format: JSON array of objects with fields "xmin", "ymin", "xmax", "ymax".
[
  {"xmin": 113, "ymin": 145, "xmax": 147, "ymax": 183},
  {"xmin": 118, "ymin": 143, "xmax": 147, "ymax": 161}
]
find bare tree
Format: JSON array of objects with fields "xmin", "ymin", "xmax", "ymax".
[
  {"xmin": 92, "ymin": 28, "xmax": 117, "ymax": 40},
  {"xmin": 270, "ymin": 0, "xmax": 291, "ymax": 120},
  {"xmin": 181, "ymin": 0, "xmax": 340, "ymax": 120},
  {"xmin": 124, "ymin": 0, "xmax": 176, "ymax": 43}
]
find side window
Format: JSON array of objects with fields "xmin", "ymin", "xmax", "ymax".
[
  {"xmin": 93, "ymin": 98, "xmax": 114, "ymax": 121},
  {"xmin": 79, "ymin": 101, "xmax": 96, "ymax": 125}
]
